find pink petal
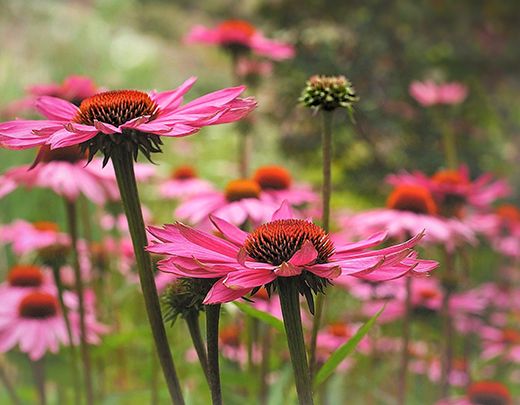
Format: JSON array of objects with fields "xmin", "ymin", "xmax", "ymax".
[
  {"xmin": 35, "ymin": 96, "xmax": 77, "ymax": 121},
  {"xmin": 288, "ymin": 240, "xmax": 318, "ymax": 266}
]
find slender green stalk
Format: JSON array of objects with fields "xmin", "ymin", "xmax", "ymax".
[
  {"xmin": 30, "ymin": 358, "xmax": 46, "ymax": 405},
  {"xmin": 441, "ymin": 129, "xmax": 458, "ymax": 170},
  {"xmin": 0, "ymin": 360, "xmax": 23, "ymax": 405},
  {"xmin": 205, "ymin": 304, "xmax": 223, "ymax": 405},
  {"xmin": 309, "ymin": 110, "xmax": 334, "ymax": 380},
  {"xmin": 51, "ymin": 265, "xmax": 81, "ymax": 405},
  {"xmin": 259, "ymin": 325, "xmax": 272, "ymax": 405},
  {"xmin": 65, "ymin": 199, "xmax": 93, "ymax": 405},
  {"xmin": 397, "ymin": 278, "xmax": 412, "ymax": 405},
  {"xmin": 279, "ymin": 279, "xmax": 314, "ymax": 405},
  {"xmin": 184, "ymin": 312, "xmax": 209, "ymax": 383},
  {"xmin": 440, "ymin": 249, "xmax": 455, "ymax": 398},
  {"xmin": 111, "ymin": 150, "xmax": 185, "ymax": 405}
]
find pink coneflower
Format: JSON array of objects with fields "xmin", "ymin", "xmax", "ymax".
[
  {"xmin": 0, "ymin": 77, "xmax": 257, "ymax": 162},
  {"xmin": 0, "ymin": 145, "xmax": 120, "ymax": 204},
  {"xmin": 0, "ymin": 290, "xmax": 104, "ymax": 360},
  {"xmin": 252, "ymin": 165, "xmax": 318, "ymax": 207},
  {"xmin": 3, "ymin": 75, "xmax": 103, "ymax": 118},
  {"xmin": 480, "ymin": 326, "xmax": 520, "ymax": 363},
  {"xmin": 342, "ymin": 184, "xmax": 477, "ymax": 252},
  {"xmin": 159, "ymin": 164, "xmax": 215, "ymax": 200},
  {"xmin": 148, "ymin": 202, "xmax": 438, "ymax": 310},
  {"xmin": 0, "ymin": 220, "xmax": 70, "ymax": 255},
  {"xmin": 436, "ymin": 381, "xmax": 512, "ymax": 405},
  {"xmin": 0, "ymin": 265, "xmax": 55, "ymax": 306},
  {"xmin": 409, "ymin": 80, "xmax": 468, "ymax": 107},
  {"xmin": 174, "ymin": 179, "xmax": 281, "ymax": 230},
  {"xmin": 185, "ymin": 20, "xmax": 295, "ymax": 61}
]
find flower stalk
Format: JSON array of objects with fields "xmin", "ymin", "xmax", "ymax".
[
  {"xmin": 185, "ymin": 311, "xmax": 209, "ymax": 383},
  {"xmin": 111, "ymin": 149, "xmax": 185, "ymax": 405},
  {"xmin": 0, "ymin": 361, "xmax": 23, "ymax": 405},
  {"xmin": 205, "ymin": 304, "xmax": 223, "ymax": 405},
  {"xmin": 30, "ymin": 358, "xmax": 46, "ymax": 405},
  {"xmin": 398, "ymin": 277, "xmax": 412, "ymax": 405},
  {"xmin": 65, "ymin": 199, "xmax": 94, "ymax": 405},
  {"xmin": 279, "ymin": 278, "xmax": 314, "ymax": 405}
]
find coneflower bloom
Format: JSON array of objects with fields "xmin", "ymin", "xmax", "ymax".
[
  {"xmin": 0, "ymin": 265, "xmax": 55, "ymax": 305},
  {"xmin": 174, "ymin": 178, "xmax": 281, "ymax": 230},
  {"xmin": 0, "ymin": 220, "xmax": 70, "ymax": 255},
  {"xmin": 409, "ymin": 81, "xmax": 468, "ymax": 107},
  {"xmin": 252, "ymin": 165, "xmax": 318, "ymax": 207},
  {"xmin": 148, "ymin": 202, "xmax": 437, "ymax": 310},
  {"xmin": 480, "ymin": 326, "xmax": 520, "ymax": 363},
  {"xmin": 436, "ymin": 381, "xmax": 511, "ymax": 405},
  {"xmin": 342, "ymin": 184, "xmax": 477, "ymax": 252},
  {"xmin": 185, "ymin": 20, "xmax": 295, "ymax": 61},
  {"xmin": 0, "ymin": 77, "xmax": 257, "ymax": 163},
  {"xmin": 158, "ymin": 164, "xmax": 215, "ymax": 200}
]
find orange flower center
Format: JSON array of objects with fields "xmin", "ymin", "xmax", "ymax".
[
  {"xmin": 73, "ymin": 90, "xmax": 160, "ymax": 127},
  {"xmin": 245, "ymin": 219, "xmax": 334, "ymax": 266},
  {"xmin": 8, "ymin": 265, "xmax": 43, "ymax": 287},
  {"xmin": 218, "ymin": 20, "xmax": 256, "ymax": 41},
  {"xmin": 418, "ymin": 288, "xmax": 439, "ymax": 300},
  {"xmin": 224, "ymin": 179, "xmax": 261, "ymax": 202},
  {"xmin": 386, "ymin": 185, "xmax": 437, "ymax": 215},
  {"xmin": 172, "ymin": 165, "xmax": 197, "ymax": 180},
  {"xmin": 327, "ymin": 322, "xmax": 349, "ymax": 338},
  {"xmin": 495, "ymin": 204, "xmax": 520, "ymax": 224},
  {"xmin": 39, "ymin": 145, "xmax": 87, "ymax": 163},
  {"xmin": 219, "ymin": 325, "xmax": 241, "ymax": 347},
  {"xmin": 253, "ymin": 166, "xmax": 292, "ymax": 191},
  {"xmin": 431, "ymin": 170, "xmax": 467, "ymax": 186},
  {"xmin": 467, "ymin": 381, "xmax": 511, "ymax": 405},
  {"xmin": 502, "ymin": 328, "xmax": 520, "ymax": 344},
  {"xmin": 33, "ymin": 221, "xmax": 60, "ymax": 233},
  {"xmin": 19, "ymin": 292, "xmax": 58, "ymax": 319}
]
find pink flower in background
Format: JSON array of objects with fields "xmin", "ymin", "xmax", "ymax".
[
  {"xmin": 185, "ymin": 20, "xmax": 295, "ymax": 60},
  {"xmin": 0, "ymin": 265, "xmax": 55, "ymax": 305},
  {"xmin": 3, "ymin": 75, "xmax": 103, "ymax": 118},
  {"xmin": 0, "ymin": 145, "xmax": 120, "ymax": 204},
  {"xmin": 409, "ymin": 80, "xmax": 467, "ymax": 106},
  {"xmin": 174, "ymin": 179, "xmax": 281, "ymax": 230},
  {"xmin": 219, "ymin": 323, "xmax": 261, "ymax": 366},
  {"xmin": 148, "ymin": 202, "xmax": 437, "ymax": 305},
  {"xmin": 480, "ymin": 326, "xmax": 520, "ymax": 363},
  {"xmin": 0, "ymin": 77, "xmax": 257, "ymax": 152},
  {"xmin": 436, "ymin": 381, "xmax": 512, "ymax": 405},
  {"xmin": 159, "ymin": 164, "xmax": 215, "ymax": 200},
  {"xmin": 236, "ymin": 57, "xmax": 274, "ymax": 78},
  {"xmin": 0, "ymin": 220, "xmax": 70, "ymax": 255}
]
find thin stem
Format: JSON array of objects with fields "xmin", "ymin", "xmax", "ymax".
[
  {"xmin": 30, "ymin": 358, "xmax": 46, "ymax": 405},
  {"xmin": 309, "ymin": 110, "xmax": 334, "ymax": 381},
  {"xmin": 397, "ymin": 278, "xmax": 412, "ymax": 405},
  {"xmin": 259, "ymin": 325, "xmax": 272, "ymax": 405},
  {"xmin": 441, "ymin": 129, "xmax": 458, "ymax": 171},
  {"xmin": 184, "ymin": 311, "xmax": 209, "ymax": 383},
  {"xmin": 51, "ymin": 265, "xmax": 81, "ymax": 405},
  {"xmin": 65, "ymin": 199, "xmax": 93, "ymax": 405},
  {"xmin": 279, "ymin": 279, "xmax": 314, "ymax": 405},
  {"xmin": 440, "ymin": 249, "xmax": 455, "ymax": 398},
  {"xmin": 0, "ymin": 360, "xmax": 23, "ymax": 405},
  {"xmin": 205, "ymin": 304, "xmax": 223, "ymax": 405},
  {"xmin": 111, "ymin": 150, "xmax": 185, "ymax": 405}
]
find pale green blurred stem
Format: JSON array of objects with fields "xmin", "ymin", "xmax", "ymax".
[
  {"xmin": 111, "ymin": 150, "xmax": 185, "ymax": 405},
  {"xmin": 441, "ymin": 129, "xmax": 458, "ymax": 170},
  {"xmin": 440, "ymin": 249, "xmax": 455, "ymax": 398},
  {"xmin": 30, "ymin": 358, "xmax": 46, "ymax": 405},
  {"xmin": 0, "ymin": 360, "xmax": 23, "ymax": 405},
  {"xmin": 51, "ymin": 264, "xmax": 81, "ymax": 405},
  {"xmin": 65, "ymin": 199, "xmax": 93, "ymax": 405},
  {"xmin": 205, "ymin": 304, "xmax": 223, "ymax": 405},
  {"xmin": 309, "ymin": 110, "xmax": 334, "ymax": 381},
  {"xmin": 397, "ymin": 277, "xmax": 412, "ymax": 405},
  {"xmin": 185, "ymin": 311, "xmax": 209, "ymax": 384},
  {"xmin": 279, "ymin": 279, "xmax": 314, "ymax": 405}
]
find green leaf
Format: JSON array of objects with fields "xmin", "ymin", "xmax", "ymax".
[
  {"xmin": 233, "ymin": 301, "xmax": 286, "ymax": 334},
  {"xmin": 314, "ymin": 303, "xmax": 386, "ymax": 388}
]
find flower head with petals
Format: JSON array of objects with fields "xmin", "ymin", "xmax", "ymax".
[{"xmin": 148, "ymin": 202, "xmax": 438, "ymax": 313}]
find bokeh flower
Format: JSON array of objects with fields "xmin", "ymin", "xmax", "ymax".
[
  {"xmin": 409, "ymin": 81, "xmax": 468, "ymax": 106},
  {"xmin": 159, "ymin": 164, "xmax": 215, "ymax": 200}
]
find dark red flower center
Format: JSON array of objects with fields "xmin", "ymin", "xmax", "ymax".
[
  {"xmin": 386, "ymin": 185, "xmax": 437, "ymax": 215},
  {"xmin": 172, "ymin": 165, "xmax": 197, "ymax": 180},
  {"xmin": 19, "ymin": 292, "xmax": 58, "ymax": 319},
  {"xmin": 39, "ymin": 145, "xmax": 87, "ymax": 163},
  {"xmin": 8, "ymin": 265, "xmax": 43, "ymax": 287},
  {"xmin": 219, "ymin": 325, "xmax": 241, "ymax": 347},
  {"xmin": 418, "ymin": 288, "xmax": 439, "ymax": 300},
  {"xmin": 218, "ymin": 20, "xmax": 256, "ymax": 43},
  {"xmin": 431, "ymin": 170, "xmax": 467, "ymax": 186},
  {"xmin": 495, "ymin": 204, "xmax": 520, "ymax": 224},
  {"xmin": 327, "ymin": 322, "xmax": 349, "ymax": 338},
  {"xmin": 73, "ymin": 90, "xmax": 160, "ymax": 127},
  {"xmin": 224, "ymin": 179, "xmax": 261, "ymax": 202},
  {"xmin": 502, "ymin": 328, "xmax": 520, "ymax": 344},
  {"xmin": 253, "ymin": 165, "xmax": 292, "ymax": 190},
  {"xmin": 245, "ymin": 219, "xmax": 335, "ymax": 266},
  {"xmin": 33, "ymin": 221, "xmax": 60, "ymax": 233},
  {"xmin": 467, "ymin": 381, "xmax": 511, "ymax": 405}
]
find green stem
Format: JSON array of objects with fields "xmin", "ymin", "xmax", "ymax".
[
  {"xmin": 51, "ymin": 265, "xmax": 81, "ymax": 405},
  {"xmin": 111, "ymin": 150, "xmax": 185, "ymax": 405},
  {"xmin": 279, "ymin": 279, "xmax": 314, "ymax": 405},
  {"xmin": 309, "ymin": 110, "xmax": 334, "ymax": 381},
  {"xmin": 205, "ymin": 304, "xmax": 223, "ymax": 405},
  {"xmin": 0, "ymin": 360, "xmax": 23, "ymax": 405},
  {"xmin": 65, "ymin": 199, "xmax": 93, "ymax": 405},
  {"xmin": 440, "ymin": 249, "xmax": 455, "ymax": 398},
  {"xmin": 259, "ymin": 324, "xmax": 272, "ymax": 405},
  {"xmin": 397, "ymin": 278, "xmax": 412, "ymax": 405},
  {"xmin": 184, "ymin": 312, "xmax": 209, "ymax": 383},
  {"xmin": 441, "ymin": 129, "xmax": 458, "ymax": 171},
  {"xmin": 30, "ymin": 358, "xmax": 46, "ymax": 405}
]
